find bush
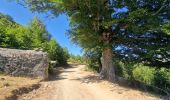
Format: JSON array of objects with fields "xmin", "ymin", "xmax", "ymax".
[
  {"xmin": 43, "ymin": 40, "xmax": 70, "ymax": 65},
  {"xmin": 133, "ymin": 64, "xmax": 156, "ymax": 85},
  {"xmin": 86, "ymin": 60, "xmax": 99, "ymax": 72},
  {"xmin": 154, "ymin": 68, "xmax": 170, "ymax": 93},
  {"xmin": 115, "ymin": 61, "xmax": 170, "ymax": 94},
  {"xmin": 115, "ymin": 60, "xmax": 134, "ymax": 80}
]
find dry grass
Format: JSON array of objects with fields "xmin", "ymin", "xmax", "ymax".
[{"xmin": 0, "ymin": 75, "xmax": 41, "ymax": 100}]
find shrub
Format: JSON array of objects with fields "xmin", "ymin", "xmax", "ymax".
[
  {"xmin": 115, "ymin": 60, "xmax": 134, "ymax": 80},
  {"xmin": 132, "ymin": 64, "xmax": 156, "ymax": 85},
  {"xmin": 114, "ymin": 61, "xmax": 123, "ymax": 77},
  {"xmin": 86, "ymin": 61, "xmax": 99, "ymax": 72},
  {"xmin": 154, "ymin": 68, "xmax": 170, "ymax": 93},
  {"xmin": 115, "ymin": 61, "xmax": 170, "ymax": 94}
]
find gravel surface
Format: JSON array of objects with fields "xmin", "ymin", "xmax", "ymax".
[{"xmin": 19, "ymin": 63, "xmax": 162, "ymax": 100}]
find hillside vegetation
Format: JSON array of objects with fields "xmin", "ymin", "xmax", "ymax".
[{"xmin": 0, "ymin": 13, "xmax": 69, "ymax": 65}]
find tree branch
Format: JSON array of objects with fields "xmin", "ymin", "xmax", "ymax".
[{"xmin": 153, "ymin": 0, "xmax": 168, "ymax": 15}]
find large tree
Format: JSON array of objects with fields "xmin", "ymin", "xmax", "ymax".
[{"xmin": 14, "ymin": 0, "xmax": 170, "ymax": 81}]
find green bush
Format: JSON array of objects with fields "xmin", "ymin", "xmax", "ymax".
[
  {"xmin": 115, "ymin": 60, "xmax": 134, "ymax": 80},
  {"xmin": 86, "ymin": 60, "xmax": 99, "ymax": 72},
  {"xmin": 133, "ymin": 64, "xmax": 156, "ymax": 85},
  {"xmin": 154, "ymin": 68, "xmax": 170, "ymax": 93},
  {"xmin": 114, "ymin": 61, "xmax": 123, "ymax": 77},
  {"xmin": 115, "ymin": 61, "xmax": 170, "ymax": 94}
]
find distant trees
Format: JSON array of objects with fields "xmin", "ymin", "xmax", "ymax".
[
  {"xmin": 0, "ymin": 12, "xmax": 69, "ymax": 64},
  {"xmin": 68, "ymin": 54, "xmax": 85, "ymax": 64},
  {"xmin": 43, "ymin": 39, "xmax": 70, "ymax": 64}
]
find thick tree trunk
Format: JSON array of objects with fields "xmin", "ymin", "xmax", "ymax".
[{"xmin": 100, "ymin": 47, "xmax": 116, "ymax": 82}]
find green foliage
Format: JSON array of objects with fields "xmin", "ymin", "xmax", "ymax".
[
  {"xmin": 68, "ymin": 54, "xmax": 85, "ymax": 64},
  {"xmin": 115, "ymin": 61, "xmax": 170, "ymax": 93},
  {"xmin": 43, "ymin": 39, "xmax": 59, "ymax": 61},
  {"xmin": 84, "ymin": 48, "xmax": 102, "ymax": 72},
  {"xmin": 133, "ymin": 64, "xmax": 156, "ymax": 85},
  {"xmin": 62, "ymin": 48, "xmax": 70, "ymax": 62},
  {"xmin": 0, "ymin": 12, "xmax": 69, "ymax": 65},
  {"xmin": 154, "ymin": 68, "xmax": 170, "ymax": 93},
  {"xmin": 57, "ymin": 47, "xmax": 70, "ymax": 64},
  {"xmin": 0, "ymin": 13, "xmax": 34, "ymax": 49},
  {"xmin": 86, "ymin": 61, "xmax": 99, "ymax": 72},
  {"xmin": 162, "ymin": 21, "xmax": 170, "ymax": 35},
  {"xmin": 15, "ymin": 0, "xmax": 170, "ymax": 67},
  {"xmin": 27, "ymin": 17, "xmax": 50, "ymax": 48},
  {"xmin": 115, "ymin": 60, "xmax": 134, "ymax": 80},
  {"xmin": 43, "ymin": 39, "xmax": 70, "ymax": 64},
  {"xmin": 0, "ymin": 13, "xmax": 19, "ymax": 48}
]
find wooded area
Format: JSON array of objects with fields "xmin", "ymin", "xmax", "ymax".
[{"xmin": 1, "ymin": 0, "xmax": 170, "ymax": 96}]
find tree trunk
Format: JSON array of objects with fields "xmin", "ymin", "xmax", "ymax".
[{"xmin": 100, "ymin": 47, "xmax": 116, "ymax": 82}]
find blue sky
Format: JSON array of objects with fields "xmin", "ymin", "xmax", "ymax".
[{"xmin": 0, "ymin": 0, "xmax": 82, "ymax": 55}]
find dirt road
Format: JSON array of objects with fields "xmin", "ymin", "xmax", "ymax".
[{"xmin": 19, "ymin": 63, "xmax": 161, "ymax": 100}]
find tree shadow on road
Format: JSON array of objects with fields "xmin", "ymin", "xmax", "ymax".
[
  {"xmin": 47, "ymin": 64, "xmax": 77, "ymax": 81},
  {"xmin": 70, "ymin": 75, "xmax": 102, "ymax": 84},
  {"xmin": 63, "ymin": 63, "xmax": 84, "ymax": 69}
]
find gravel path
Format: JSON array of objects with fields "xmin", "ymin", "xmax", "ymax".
[{"xmin": 19, "ymin": 63, "xmax": 161, "ymax": 100}]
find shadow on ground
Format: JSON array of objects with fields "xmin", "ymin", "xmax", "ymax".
[
  {"xmin": 69, "ymin": 73, "xmax": 169, "ymax": 99},
  {"xmin": 47, "ymin": 64, "xmax": 77, "ymax": 81},
  {"xmin": 6, "ymin": 84, "xmax": 40, "ymax": 100},
  {"xmin": 70, "ymin": 75, "xmax": 102, "ymax": 84}
]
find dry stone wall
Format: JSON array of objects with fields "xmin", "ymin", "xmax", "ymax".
[{"xmin": 0, "ymin": 48, "xmax": 48, "ymax": 79}]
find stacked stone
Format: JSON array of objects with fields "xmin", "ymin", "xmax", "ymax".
[{"xmin": 0, "ymin": 48, "xmax": 48, "ymax": 79}]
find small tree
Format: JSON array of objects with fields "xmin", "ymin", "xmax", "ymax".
[{"xmin": 27, "ymin": 17, "xmax": 51, "ymax": 48}]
